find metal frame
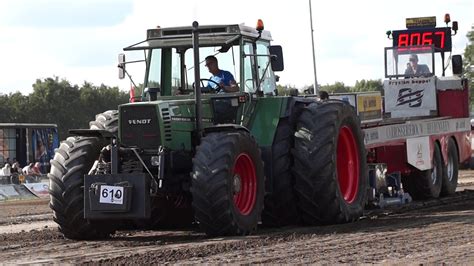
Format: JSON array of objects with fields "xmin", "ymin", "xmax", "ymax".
[{"xmin": 384, "ymin": 45, "xmax": 436, "ymax": 79}]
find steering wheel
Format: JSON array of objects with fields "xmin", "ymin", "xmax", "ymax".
[{"xmin": 193, "ymin": 79, "xmax": 224, "ymax": 93}]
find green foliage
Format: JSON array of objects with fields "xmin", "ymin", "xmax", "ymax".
[
  {"xmin": 464, "ymin": 25, "xmax": 474, "ymax": 108},
  {"xmin": 351, "ymin": 79, "xmax": 383, "ymax": 95},
  {"xmin": 292, "ymin": 79, "xmax": 383, "ymax": 96},
  {"xmin": 276, "ymin": 84, "xmax": 298, "ymax": 96},
  {"xmin": 0, "ymin": 77, "xmax": 129, "ymax": 139},
  {"xmin": 320, "ymin": 82, "xmax": 350, "ymax": 93}
]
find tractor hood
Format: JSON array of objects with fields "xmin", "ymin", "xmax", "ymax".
[{"xmin": 118, "ymin": 94, "xmax": 243, "ymax": 151}]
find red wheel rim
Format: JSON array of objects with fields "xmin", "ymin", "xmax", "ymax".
[
  {"xmin": 337, "ymin": 126, "xmax": 360, "ymax": 203},
  {"xmin": 233, "ymin": 153, "xmax": 257, "ymax": 215}
]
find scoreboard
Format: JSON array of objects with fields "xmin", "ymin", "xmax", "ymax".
[{"xmin": 392, "ymin": 27, "xmax": 452, "ymax": 52}]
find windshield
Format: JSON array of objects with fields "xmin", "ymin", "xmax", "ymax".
[
  {"xmin": 385, "ymin": 46, "xmax": 435, "ymax": 78},
  {"xmin": 242, "ymin": 41, "xmax": 275, "ymax": 95},
  {"xmin": 146, "ymin": 46, "xmax": 241, "ymax": 95}
]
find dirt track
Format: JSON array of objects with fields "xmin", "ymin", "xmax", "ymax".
[{"xmin": 1, "ymin": 173, "xmax": 474, "ymax": 264}]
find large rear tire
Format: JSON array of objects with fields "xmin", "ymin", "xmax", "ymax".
[
  {"xmin": 404, "ymin": 143, "xmax": 443, "ymax": 200},
  {"xmin": 293, "ymin": 101, "xmax": 368, "ymax": 225},
  {"xmin": 48, "ymin": 136, "xmax": 115, "ymax": 239},
  {"xmin": 262, "ymin": 119, "xmax": 299, "ymax": 227},
  {"xmin": 191, "ymin": 131, "xmax": 264, "ymax": 236},
  {"xmin": 441, "ymin": 138, "xmax": 458, "ymax": 196}
]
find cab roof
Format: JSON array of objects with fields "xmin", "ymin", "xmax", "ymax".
[{"xmin": 124, "ymin": 23, "xmax": 273, "ymax": 51}]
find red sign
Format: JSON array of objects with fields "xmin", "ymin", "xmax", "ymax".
[{"xmin": 392, "ymin": 27, "xmax": 452, "ymax": 52}]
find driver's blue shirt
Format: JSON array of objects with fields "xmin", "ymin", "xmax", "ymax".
[{"xmin": 207, "ymin": 70, "xmax": 235, "ymax": 91}]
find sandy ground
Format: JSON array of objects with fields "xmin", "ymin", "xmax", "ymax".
[{"xmin": 0, "ymin": 171, "xmax": 473, "ymax": 264}]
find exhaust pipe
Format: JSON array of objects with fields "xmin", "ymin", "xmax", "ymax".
[{"xmin": 192, "ymin": 21, "xmax": 203, "ymax": 141}]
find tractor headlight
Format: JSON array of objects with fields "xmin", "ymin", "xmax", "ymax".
[{"xmin": 150, "ymin": 156, "xmax": 160, "ymax": 166}]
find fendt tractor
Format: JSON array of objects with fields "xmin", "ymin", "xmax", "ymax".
[
  {"xmin": 48, "ymin": 20, "xmax": 367, "ymax": 239},
  {"xmin": 48, "ymin": 14, "xmax": 469, "ymax": 240}
]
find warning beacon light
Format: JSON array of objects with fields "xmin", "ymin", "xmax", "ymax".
[
  {"xmin": 444, "ymin": 13, "xmax": 451, "ymax": 24},
  {"xmin": 256, "ymin": 19, "xmax": 264, "ymax": 33}
]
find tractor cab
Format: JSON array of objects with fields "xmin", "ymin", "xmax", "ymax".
[{"xmin": 119, "ymin": 22, "xmax": 284, "ymax": 101}]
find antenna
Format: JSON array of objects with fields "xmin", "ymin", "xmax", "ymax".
[{"xmin": 309, "ymin": 0, "xmax": 318, "ymax": 94}]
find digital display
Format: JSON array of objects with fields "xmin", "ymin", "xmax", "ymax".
[{"xmin": 392, "ymin": 27, "xmax": 452, "ymax": 52}]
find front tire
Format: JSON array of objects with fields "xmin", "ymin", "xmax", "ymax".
[
  {"xmin": 48, "ymin": 136, "xmax": 115, "ymax": 239},
  {"xmin": 191, "ymin": 131, "xmax": 264, "ymax": 236},
  {"xmin": 293, "ymin": 101, "xmax": 368, "ymax": 225}
]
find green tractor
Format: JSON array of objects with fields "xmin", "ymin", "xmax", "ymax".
[{"xmin": 48, "ymin": 21, "xmax": 368, "ymax": 239}]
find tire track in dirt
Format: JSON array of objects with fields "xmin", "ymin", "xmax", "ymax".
[
  {"xmin": 97, "ymin": 198, "xmax": 474, "ymax": 264},
  {"xmin": 1, "ymin": 191, "xmax": 473, "ymax": 264}
]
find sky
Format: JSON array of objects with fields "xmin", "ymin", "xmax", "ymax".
[{"xmin": 0, "ymin": 0, "xmax": 472, "ymax": 95}]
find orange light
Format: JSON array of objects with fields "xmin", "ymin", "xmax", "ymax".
[
  {"xmin": 256, "ymin": 19, "xmax": 264, "ymax": 32},
  {"xmin": 444, "ymin": 13, "xmax": 451, "ymax": 24}
]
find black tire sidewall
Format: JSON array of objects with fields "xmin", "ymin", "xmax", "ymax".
[
  {"xmin": 49, "ymin": 136, "xmax": 113, "ymax": 239},
  {"xmin": 415, "ymin": 143, "xmax": 442, "ymax": 199},
  {"xmin": 430, "ymin": 143, "xmax": 443, "ymax": 197},
  {"xmin": 441, "ymin": 138, "xmax": 458, "ymax": 195},
  {"xmin": 191, "ymin": 131, "xmax": 264, "ymax": 235},
  {"xmin": 293, "ymin": 101, "xmax": 368, "ymax": 224},
  {"xmin": 262, "ymin": 118, "xmax": 299, "ymax": 227}
]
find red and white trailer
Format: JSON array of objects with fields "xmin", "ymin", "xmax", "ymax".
[{"xmin": 331, "ymin": 15, "xmax": 470, "ymax": 206}]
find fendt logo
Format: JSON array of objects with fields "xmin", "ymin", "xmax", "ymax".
[
  {"xmin": 128, "ymin": 119, "xmax": 152, "ymax": 125},
  {"xmin": 396, "ymin": 88, "xmax": 424, "ymax": 107}
]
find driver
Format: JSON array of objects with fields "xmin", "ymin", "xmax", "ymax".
[
  {"xmin": 404, "ymin": 54, "xmax": 431, "ymax": 77},
  {"xmin": 205, "ymin": 55, "xmax": 239, "ymax": 93}
]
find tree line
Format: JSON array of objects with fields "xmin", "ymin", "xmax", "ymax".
[
  {"xmin": 0, "ymin": 77, "xmax": 129, "ymax": 139},
  {"xmin": 276, "ymin": 79, "xmax": 384, "ymax": 96},
  {"xmin": 1, "ymin": 27, "xmax": 472, "ymax": 139},
  {"xmin": 2, "ymin": 76, "xmax": 382, "ymax": 140}
]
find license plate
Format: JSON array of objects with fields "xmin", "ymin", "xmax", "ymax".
[{"xmin": 99, "ymin": 185, "xmax": 124, "ymax": 205}]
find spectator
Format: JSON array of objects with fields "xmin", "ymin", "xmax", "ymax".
[
  {"xmin": 31, "ymin": 162, "xmax": 42, "ymax": 175},
  {"xmin": 11, "ymin": 161, "xmax": 22, "ymax": 175},
  {"xmin": 1, "ymin": 163, "xmax": 11, "ymax": 176},
  {"xmin": 23, "ymin": 163, "xmax": 34, "ymax": 175}
]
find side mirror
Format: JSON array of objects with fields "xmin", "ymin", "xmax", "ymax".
[
  {"xmin": 118, "ymin": 53, "xmax": 126, "ymax": 79},
  {"xmin": 269, "ymin": 45, "xmax": 284, "ymax": 72},
  {"xmin": 452, "ymin": 55, "xmax": 463, "ymax": 75}
]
